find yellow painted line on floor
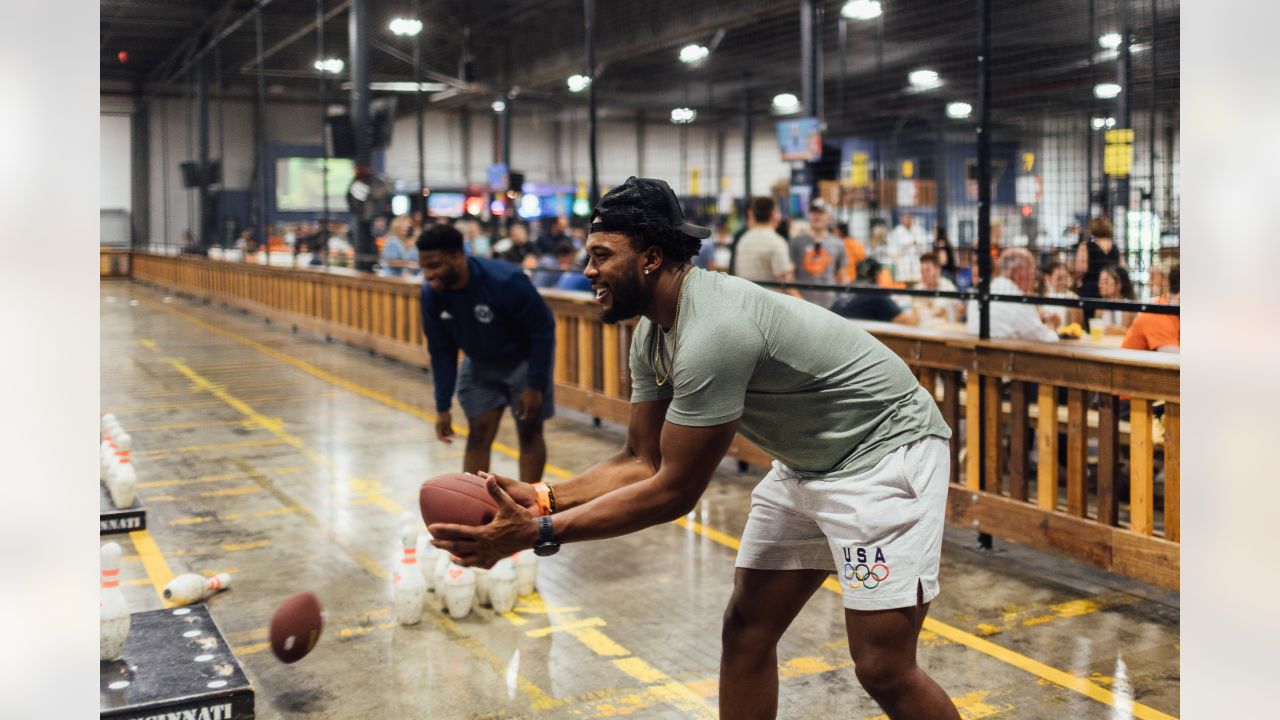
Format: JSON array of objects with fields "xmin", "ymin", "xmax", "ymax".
[
  {"xmin": 864, "ymin": 689, "xmax": 1014, "ymax": 720},
  {"xmin": 525, "ymin": 615, "xmax": 608, "ymax": 638},
  {"xmin": 134, "ymin": 437, "xmax": 290, "ymax": 459},
  {"xmin": 128, "ymin": 529, "xmax": 175, "ymax": 606},
  {"xmin": 164, "ymin": 357, "xmax": 404, "ymax": 518},
  {"xmin": 148, "ymin": 299, "xmax": 576, "ymax": 480},
  {"xmin": 199, "ymin": 485, "xmax": 263, "ymax": 498},
  {"xmin": 139, "ymin": 466, "xmax": 306, "ymax": 489},
  {"xmin": 674, "ymin": 513, "xmax": 1178, "ymax": 720},
  {"xmin": 232, "ymin": 642, "xmax": 271, "ymax": 656}
]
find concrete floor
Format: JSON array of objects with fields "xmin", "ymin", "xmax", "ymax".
[{"xmin": 101, "ymin": 282, "xmax": 1180, "ymax": 719}]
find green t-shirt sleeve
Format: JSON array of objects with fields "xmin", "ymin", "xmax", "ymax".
[
  {"xmin": 665, "ymin": 321, "xmax": 763, "ymax": 427},
  {"xmin": 629, "ymin": 323, "xmax": 674, "ymax": 404}
]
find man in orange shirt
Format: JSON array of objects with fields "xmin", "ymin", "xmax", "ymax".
[{"xmin": 1122, "ymin": 265, "xmax": 1180, "ymax": 352}]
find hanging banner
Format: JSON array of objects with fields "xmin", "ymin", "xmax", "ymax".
[{"xmin": 1104, "ymin": 129, "xmax": 1133, "ymax": 177}]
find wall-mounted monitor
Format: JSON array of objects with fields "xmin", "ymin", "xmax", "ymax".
[
  {"xmin": 427, "ymin": 192, "xmax": 467, "ymax": 218},
  {"xmin": 275, "ymin": 157, "xmax": 355, "ymax": 212},
  {"xmin": 776, "ymin": 117, "xmax": 822, "ymax": 162}
]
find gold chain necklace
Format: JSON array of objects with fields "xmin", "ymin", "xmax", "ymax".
[{"xmin": 651, "ymin": 267, "xmax": 691, "ymax": 387}]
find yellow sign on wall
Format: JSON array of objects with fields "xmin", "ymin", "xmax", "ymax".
[
  {"xmin": 1023, "ymin": 152, "xmax": 1035, "ymax": 172},
  {"xmin": 851, "ymin": 152, "xmax": 870, "ymax": 188},
  {"xmin": 1104, "ymin": 129, "xmax": 1133, "ymax": 177},
  {"xmin": 901, "ymin": 160, "xmax": 914, "ymax": 179},
  {"xmin": 690, "ymin": 167, "xmax": 701, "ymax": 196}
]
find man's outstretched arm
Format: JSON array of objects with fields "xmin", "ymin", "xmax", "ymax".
[{"xmin": 429, "ymin": 416, "xmax": 739, "ymax": 566}]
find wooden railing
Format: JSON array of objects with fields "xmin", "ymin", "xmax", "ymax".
[
  {"xmin": 116, "ymin": 249, "xmax": 1180, "ymax": 589},
  {"xmin": 100, "ymin": 248, "xmax": 131, "ymax": 278}
]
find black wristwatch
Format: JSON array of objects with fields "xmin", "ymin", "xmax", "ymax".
[{"xmin": 533, "ymin": 515, "xmax": 560, "ymax": 557}]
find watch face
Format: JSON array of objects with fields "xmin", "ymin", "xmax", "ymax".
[{"xmin": 533, "ymin": 542, "xmax": 559, "ymax": 557}]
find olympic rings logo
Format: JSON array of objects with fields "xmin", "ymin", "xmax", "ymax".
[{"xmin": 843, "ymin": 562, "xmax": 890, "ymax": 590}]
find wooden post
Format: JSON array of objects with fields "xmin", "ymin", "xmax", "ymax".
[
  {"xmin": 965, "ymin": 373, "xmax": 981, "ymax": 490},
  {"xmin": 602, "ymin": 323, "xmax": 621, "ymax": 397},
  {"xmin": 1164, "ymin": 402, "xmax": 1179, "ymax": 541},
  {"xmin": 576, "ymin": 315, "xmax": 595, "ymax": 389},
  {"xmin": 1008, "ymin": 381, "xmax": 1028, "ymax": 501},
  {"xmin": 983, "ymin": 376, "xmax": 1002, "ymax": 495},
  {"xmin": 1035, "ymin": 385, "xmax": 1059, "ymax": 511},
  {"xmin": 941, "ymin": 371, "xmax": 961, "ymax": 485},
  {"xmin": 1130, "ymin": 398, "xmax": 1154, "ymax": 535},
  {"xmin": 1096, "ymin": 393, "xmax": 1121, "ymax": 525},
  {"xmin": 554, "ymin": 317, "xmax": 572, "ymax": 384},
  {"xmin": 1066, "ymin": 388, "xmax": 1088, "ymax": 517}
]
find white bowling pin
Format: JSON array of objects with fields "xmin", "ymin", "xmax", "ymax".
[
  {"xmin": 100, "ymin": 440, "xmax": 116, "ymax": 480},
  {"xmin": 486, "ymin": 558, "xmax": 518, "ymax": 614},
  {"xmin": 162, "ymin": 572, "xmax": 231, "ymax": 605},
  {"xmin": 394, "ymin": 525, "xmax": 427, "ymax": 625},
  {"xmin": 431, "ymin": 552, "xmax": 451, "ymax": 611},
  {"xmin": 100, "ymin": 413, "xmax": 118, "ymax": 432},
  {"xmin": 100, "ymin": 542, "xmax": 130, "ymax": 660},
  {"xmin": 473, "ymin": 567, "xmax": 490, "ymax": 607},
  {"xmin": 441, "ymin": 563, "xmax": 477, "ymax": 619},
  {"xmin": 107, "ymin": 457, "xmax": 137, "ymax": 509},
  {"xmin": 415, "ymin": 532, "xmax": 438, "ymax": 591},
  {"xmin": 514, "ymin": 551, "xmax": 539, "ymax": 596},
  {"xmin": 112, "ymin": 432, "xmax": 132, "ymax": 455}
]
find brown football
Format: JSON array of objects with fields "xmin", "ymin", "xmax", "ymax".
[
  {"xmin": 269, "ymin": 591, "xmax": 323, "ymax": 664},
  {"xmin": 419, "ymin": 473, "xmax": 499, "ymax": 528}
]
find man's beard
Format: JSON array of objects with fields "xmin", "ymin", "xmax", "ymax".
[{"xmin": 599, "ymin": 265, "xmax": 647, "ymax": 324}]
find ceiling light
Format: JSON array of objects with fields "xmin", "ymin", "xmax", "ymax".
[
  {"xmin": 1099, "ymin": 32, "xmax": 1122, "ymax": 50},
  {"xmin": 670, "ymin": 107, "xmax": 697, "ymax": 124},
  {"xmin": 360, "ymin": 81, "xmax": 447, "ymax": 92},
  {"xmin": 1093, "ymin": 82, "xmax": 1122, "ymax": 99},
  {"xmin": 771, "ymin": 92, "xmax": 801, "ymax": 113},
  {"xmin": 1091, "ymin": 116, "xmax": 1117, "ymax": 130},
  {"xmin": 314, "ymin": 58, "xmax": 344, "ymax": 74},
  {"xmin": 567, "ymin": 74, "xmax": 592, "ymax": 93},
  {"xmin": 389, "ymin": 18, "xmax": 423, "ymax": 36},
  {"xmin": 841, "ymin": 0, "xmax": 882, "ymax": 21},
  {"xmin": 679, "ymin": 44, "xmax": 710, "ymax": 64},
  {"xmin": 491, "ymin": 100, "xmax": 507, "ymax": 113},
  {"xmin": 908, "ymin": 69, "xmax": 941, "ymax": 90},
  {"xmin": 945, "ymin": 101, "xmax": 972, "ymax": 119}
]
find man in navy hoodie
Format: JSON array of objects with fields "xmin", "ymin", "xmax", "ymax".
[{"xmin": 417, "ymin": 223, "xmax": 556, "ymax": 484}]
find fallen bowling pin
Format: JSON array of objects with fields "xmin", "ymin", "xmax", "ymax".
[
  {"xmin": 441, "ymin": 563, "xmax": 477, "ymax": 619},
  {"xmin": 107, "ymin": 457, "xmax": 137, "ymax": 509},
  {"xmin": 415, "ymin": 532, "xmax": 438, "ymax": 591},
  {"xmin": 394, "ymin": 525, "xmax": 427, "ymax": 625},
  {"xmin": 100, "ymin": 542, "xmax": 130, "ymax": 660},
  {"xmin": 162, "ymin": 572, "xmax": 231, "ymax": 605},
  {"xmin": 514, "ymin": 551, "xmax": 539, "ymax": 596},
  {"xmin": 486, "ymin": 558, "xmax": 518, "ymax": 614}
]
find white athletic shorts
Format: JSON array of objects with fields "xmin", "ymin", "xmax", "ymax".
[{"xmin": 736, "ymin": 434, "xmax": 950, "ymax": 611}]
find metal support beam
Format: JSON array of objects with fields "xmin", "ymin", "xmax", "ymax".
[
  {"xmin": 349, "ymin": 0, "xmax": 375, "ymax": 272},
  {"xmin": 318, "ymin": 0, "xmax": 330, "ymax": 263},
  {"xmin": 585, "ymin": 0, "xmax": 599, "ymax": 206},
  {"xmin": 254, "ymin": 10, "xmax": 268, "ymax": 253},
  {"xmin": 743, "ymin": 84, "xmax": 753, "ymax": 203},
  {"xmin": 799, "ymin": 0, "xmax": 823, "ymax": 121},
  {"xmin": 413, "ymin": 0, "xmax": 426, "ymax": 196},
  {"xmin": 197, "ymin": 46, "xmax": 212, "ymax": 251},
  {"xmin": 976, "ymin": 0, "xmax": 992, "ymax": 342},
  {"xmin": 1115, "ymin": 5, "xmax": 1132, "ymax": 247},
  {"xmin": 130, "ymin": 81, "xmax": 150, "ymax": 249},
  {"xmin": 635, "ymin": 111, "xmax": 646, "ymax": 177}
]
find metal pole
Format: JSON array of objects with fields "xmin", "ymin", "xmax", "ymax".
[
  {"xmin": 318, "ymin": 0, "xmax": 330, "ymax": 266},
  {"xmin": 254, "ymin": 9, "xmax": 267, "ymax": 256},
  {"xmin": 413, "ymin": 0, "xmax": 425, "ymax": 199},
  {"xmin": 350, "ymin": 0, "xmax": 374, "ymax": 272},
  {"xmin": 197, "ymin": 46, "xmax": 211, "ymax": 252},
  {"xmin": 635, "ymin": 111, "xmax": 646, "ymax": 177},
  {"xmin": 216, "ymin": 44, "xmax": 225, "ymax": 250},
  {"xmin": 161, "ymin": 97, "xmax": 170, "ymax": 253},
  {"xmin": 584, "ymin": 0, "xmax": 599, "ymax": 206},
  {"xmin": 1148, "ymin": 0, "xmax": 1157, "ymax": 212},
  {"xmin": 976, "ymin": 0, "xmax": 992, "ymax": 342},
  {"xmin": 1115, "ymin": 4, "xmax": 1132, "ymax": 252}
]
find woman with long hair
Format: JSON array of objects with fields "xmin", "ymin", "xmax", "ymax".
[{"xmin": 1074, "ymin": 216, "xmax": 1122, "ymax": 297}]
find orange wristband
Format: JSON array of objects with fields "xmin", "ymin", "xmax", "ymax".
[{"xmin": 531, "ymin": 481, "xmax": 553, "ymax": 516}]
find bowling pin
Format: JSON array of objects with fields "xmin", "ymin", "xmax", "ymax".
[
  {"xmin": 487, "ymin": 558, "xmax": 518, "ymax": 614},
  {"xmin": 107, "ymin": 457, "xmax": 137, "ymax": 509},
  {"xmin": 441, "ymin": 563, "xmax": 477, "ymax": 619},
  {"xmin": 100, "ymin": 542, "xmax": 130, "ymax": 661},
  {"xmin": 394, "ymin": 524, "xmax": 427, "ymax": 625},
  {"xmin": 415, "ymin": 531, "xmax": 438, "ymax": 591},
  {"xmin": 514, "ymin": 551, "xmax": 539, "ymax": 596},
  {"xmin": 162, "ymin": 572, "xmax": 231, "ymax": 605},
  {"xmin": 431, "ymin": 552, "xmax": 451, "ymax": 611},
  {"xmin": 473, "ymin": 567, "xmax": 490, "ymax": 608},
  {"xmin": 100, "ymin": 440, "xmax": 116, "ymax": 480},
  {"xmin": 100, "ymin": 413, "xmax": 117, "ymax": 432}
]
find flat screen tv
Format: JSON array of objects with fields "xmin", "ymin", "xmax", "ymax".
[
  {"xmin": 427, "ymin": 192, "xmax": 467, "ymax": 218},
  {"xmin": 275, "ymin": 157, "xmax": 355, "ymax": 212}
]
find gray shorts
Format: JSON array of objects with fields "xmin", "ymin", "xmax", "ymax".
[
  {"xmin": 456, "ymin": 357, "xmax": 555, "ymax": 423},
  {"xmin": 736, "ymin": 435, "xmax": 950, "ymax": 611}
]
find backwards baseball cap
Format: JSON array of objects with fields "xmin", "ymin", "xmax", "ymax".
[{"xmin": 589, "ymin": 177, "xmax": 711, "ymax": 239}]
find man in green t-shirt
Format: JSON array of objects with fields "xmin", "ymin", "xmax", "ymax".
[{"xmin": 430, "ymin": 177, "xmax": 959, "ymax": 720}]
